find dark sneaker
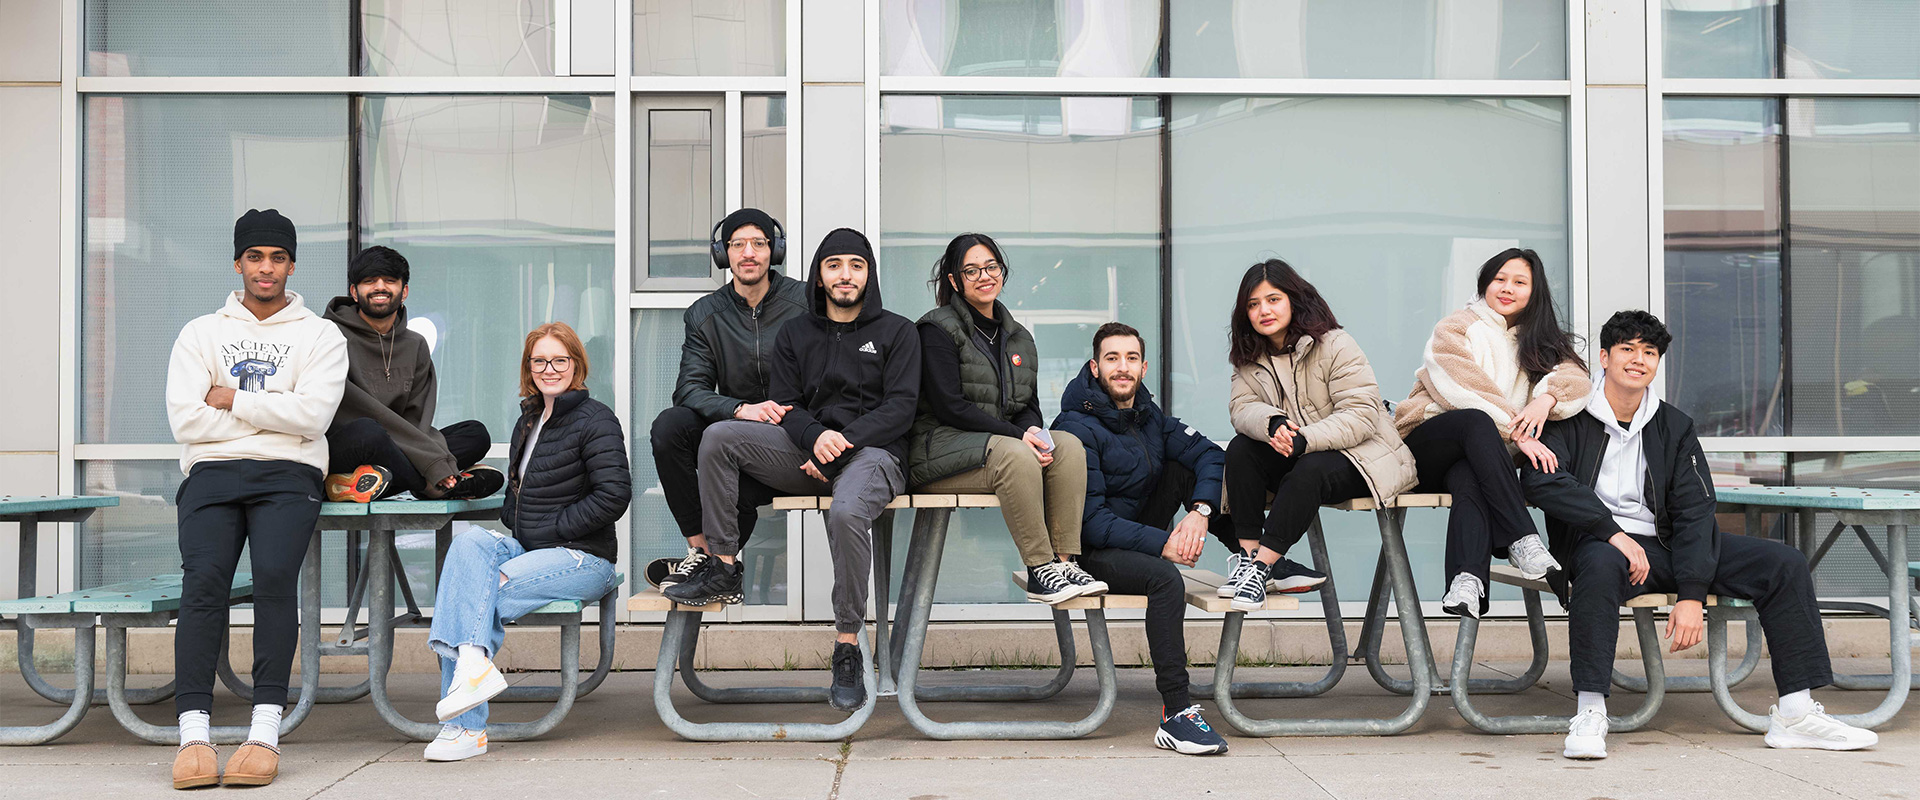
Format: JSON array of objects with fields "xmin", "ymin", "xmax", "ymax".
[
  {"xmin": 1155, "ymin": 705, "xmax": 1228, "ymax": 755},
  {"xmin": 1229, "ymin": 559, "xmax": 1271, "ymax": 612},
  {"xmin": 440, "ymin": 465, "xmax": 505, "ymax": 500},
  {"xmin": 1268, "ymin": 558, "xmax": 1328, "ymax": 593},
  {"xmin": 1217, "ymin": 551, "xmax": 1259, "ymax": 598},
  {"xmin": 661, "ymin": 558, "xmax": 743, "ymax": 606},
  {"xmin": 1057, "ymin": 560, "xmax": 1109, "ymax": 597},
  {"xmin": 829, "ymin": 642, "xmax": 866, "ymax": 712},
  {"xmin": 648, "ymin": 547, "xmax": 709, "ymax": 589},
  {"xmin": 325, "ymin": 465, "xmax": 392, "ymax": 503},
  {"xmin": 1023, "ymin": 562, "xmax": 1086, "ymax": 605}
]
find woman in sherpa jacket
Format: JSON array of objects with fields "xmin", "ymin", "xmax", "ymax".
[{"xmin": 1394, "ymin": 248, "xmax": 1590, "ymax": 618}]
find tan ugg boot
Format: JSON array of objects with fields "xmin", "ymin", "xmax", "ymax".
[
  {"xmin": 221, "ymin": 741, "xmax": 280, "ymax": 786},
  {"xmin": 171, "ymin": 742, "xmax": 219, "ymax": 790}
]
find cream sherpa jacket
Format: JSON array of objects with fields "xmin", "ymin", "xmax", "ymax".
[{"xmin": 1393, "ymin": 298, "xmax": 1590, "ymax": 443}]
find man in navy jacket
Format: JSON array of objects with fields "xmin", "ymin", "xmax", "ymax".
[{"xmin": 1051, "ymin": 322, "xmax": 1231, "ymax": 756}]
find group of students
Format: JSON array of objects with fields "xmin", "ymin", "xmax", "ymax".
[{"xmin": 160, "ymin": 207, "xmax": 1875, "ymax": 788}]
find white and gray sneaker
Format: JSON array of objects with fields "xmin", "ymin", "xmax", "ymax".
[
  {"xmin": 1441, "ymin": 572, "xmax": 1485, "ymax": 619},
  {"xmin": 1563, "ymin": 708, "xmax": 1608, "ymax": 759},
  {"xmin": 1025, "ymin": 562, "xmax": 1086, "ymax": 605},
  {"xmin": 1506, "ymin": 534, "xmax": 1561, "ymax": 580},
  {"xmin": 1218, "ymin": 551, "xmax": 1260, "ymax": 598},
  {"xmin": 1765, "ymin": 703, "xmax": 1878, "ymax": 751},
  {"xmin": 436, "ymin": 657, "xmax": 508, "ymax": 722},
  {"xmin": 424, "ymin": 723, "xmax": 488, "ymax": 762},
  {"xmin": 1057, "ymin": 560, "xmax": 1109, "ymax": 598}
]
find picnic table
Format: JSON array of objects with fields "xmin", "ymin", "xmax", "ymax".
[{"xmin": 0, "ymin": 495, "xmax": 119, "ymax": 744}]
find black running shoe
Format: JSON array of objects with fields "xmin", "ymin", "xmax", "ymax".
[
  {"xmin": 661, "ymin": 558, "xmax": 743, "ymax": 606},
  {"xmin": 829, "ymin": 641, "xmax": 866, "ymax": 712},
  {"xmin": 1268, "ymin": 557, "xmax": 1329, "ymax": 593},
  {"xmin": 440, "ymin": 465, "xmax": 505, "ymax": 500},
  {"xmin": 648, "ymin": 547, "xmax": 709, "ymax": 589}
]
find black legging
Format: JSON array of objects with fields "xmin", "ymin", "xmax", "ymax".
[
  {"xmin": 327, "ymin": 417, "xmax": 491, "ymax": 499},
  {"xmin": 1403, "ymin": 409, "xmax": 1536, "ymax": 613},
  {"xmin": 1223, "ymin": 435, "xmax": 1369, "ymax": 557}
]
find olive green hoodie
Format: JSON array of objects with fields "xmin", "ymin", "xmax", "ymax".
[{"xmin": 323, "ymin": 295, "xmax": 457, "ymax": 485}]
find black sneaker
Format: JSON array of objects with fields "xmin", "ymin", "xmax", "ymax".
[
  {"xmin": 1155, "ymin": 705, "xmax": 1228, "ymax": 755},
  {"xmin": 440, "ymin": 465, "xmax": 505, "ymax": 500},
  {"xmin": 829, "ymin": 641, "xmax": 866, "ymax": 712},
  {"xmin": 1268, "ymin": 557, "xmax": 1329, "ymax": 593},
  {"xmin": 648, "ymin": 547, "xmax": 709, "ymax": 589},
  {"xmin": 1229, "ymin": 559, "xmax": 1271, "ymax": 612},
  {"xmin": 1023, "ymin": 562, "xmax": 1084, "ymax": 605},
  {"xmin": 661, "ymin": 557, "xmax": 743, "ymax": 606}
]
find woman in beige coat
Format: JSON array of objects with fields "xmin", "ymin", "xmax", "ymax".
[{"xmin": 1218, "ymin": 260, "xmax": 1419, "ymax": 611}]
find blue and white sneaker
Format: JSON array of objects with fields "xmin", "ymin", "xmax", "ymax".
[{"xmin": 1155, "ymin": 705, "xmax": 1229, "ymax": 755}]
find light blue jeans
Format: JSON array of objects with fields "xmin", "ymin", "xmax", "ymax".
[{"xmin": 428, "ymin": 528, "xmax": 618, "ymax": 729}]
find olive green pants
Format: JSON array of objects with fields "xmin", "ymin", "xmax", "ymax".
[{"xmin": 919, "ymin": 431, "xmax": 1087, "ymax": 567}]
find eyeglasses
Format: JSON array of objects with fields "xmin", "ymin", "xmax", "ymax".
[
  {"xmin": 960, "ymin": 264, "xmax": 1004, "ymax": 282},
  {"xmin": 529, "ymin": 356, "xmax": 573, "ymax": 373},
  {"xmin": 726, "ymin": 237, "xmax": 771, "ymax": 252}
]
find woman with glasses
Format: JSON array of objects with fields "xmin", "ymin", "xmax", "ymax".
[
  {"xmin": 907, "ymin": 233, "xmax": 1102, "ymax": 605},
  {"xmin": 422, "ymin": 321, "xmax": 629, "ymax": 761}
]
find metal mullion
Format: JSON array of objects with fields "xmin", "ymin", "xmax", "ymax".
[
  {"xmin": 77, "ymin": 76, "xmax": 619, "ymax": 94},
  {"xmin": 725, "ymin": 91, "xmax": 743, "ymax": 214},
  {"xmin": 613, "ymin": 0, "xmax": 635, "ymax": 620},
  {"xmin": 878, "ymin": 76, "xmax": 1574, "ymax": 97},
  {"xmin": 630, "ymin": 76, "xmax": 786, "ymax": 93},
  {"xmin": 1664, "ymin": 78, "xmax": 1920, "ymax": 96},
  {"xmin": 1699, "ymin": 437, "xmax": 1920, "ymax": 453},
  {"xmin": 1776, "ymin": 96, "xmax": 1792, "ymax": 438},
  {"xmin": 56, "ymin": 0, "xmax": 80, "ymax": 593},
  {"xmin": 1566, "ymin": 0, "xmax": 1590, "ymax": 352}
]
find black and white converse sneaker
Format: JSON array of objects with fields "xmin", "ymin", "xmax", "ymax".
[
  {"xmin": 1229, "ymin": 559, "xmax": 1272, "ymax": 612},
  {"xmin": 1024, "ymin": 562, "xmax": 1086, "ymax": 605},
  {"xmin": 1268, "ymin": 558, "xmax": 1329, "ymax": 593},
  {"xmin": 1057, "ymin": 560, "xmax": 1109, "ymax": 598},
  {"xmin": 1217, "ymin": 551, "xmax": 1260, "ymax": 598},
  {"xmin": 649, "ymin": 547, "xmax": 710, "ymax": 589}
]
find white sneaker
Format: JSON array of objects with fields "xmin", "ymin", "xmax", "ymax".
[
  {"xmin": 1507, "ymin": 534, "xmax": 1561, "ymax": 580},
  {"xmin": 1765, "ymin": 702, "xmax": 1878, "ymax": 751},
  {"xmin": 1441, "ymin": 573, "xmax": 1485, "ymax": 619},
  {"xmin": 436, "ymin": 658, "xmax": 508, "ymax": 722},
  {"xmin": 423, "ymin": 724, "xmax": 488, "ymax": 761},
  {"xmin": 1218, "ymin": 552, "xmax": 1258, "ymax": 598},
  {"xmin": 1563, "ymin": 707, "xmax": 1608, "ymax": 759}
]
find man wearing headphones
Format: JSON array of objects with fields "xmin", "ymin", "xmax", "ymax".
[{"xmin": 647, "ymin": 208, "xmax": 810, "ymax": 588}]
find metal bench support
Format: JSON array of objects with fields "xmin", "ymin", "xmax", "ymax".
[
  {"xmin": 1190, "ymin": 518, "xmax": 1348, "ymax": 700},
  {"xmin": 0, "ymin": 613, "xmax": 96, "ymax": 746},
  {"xmin": 1451, "ymin": 596, "xmax": 1668, "ymax": 733}
]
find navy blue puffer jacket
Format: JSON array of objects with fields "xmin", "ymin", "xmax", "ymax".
[{"xmin": 1050, "ymin": 363, "xmax": 1224, "ymax": 555}]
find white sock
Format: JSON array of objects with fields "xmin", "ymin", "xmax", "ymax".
[
  {"xmin": 1577, "ymin": 691, "xmax": 1606, "ymax": 716},
  {"xmin": 178, "ymin": 710, "xmax": 211, "ymax": 746},
  {"xmin": 1777, "ymin": 688, "xmax": 1814, "ymax": 719},
  {"xmin": 248, "ymin": 704, "xmax": 282, "ymax": 748},
  {"xmin": 457, "ymin": 643, "xmax": 491, "ymax": 674}
]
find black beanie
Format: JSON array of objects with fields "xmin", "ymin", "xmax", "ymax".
[
  {"xmin": 813, "ymin": 228, "xmax": 874, "ymax": 266},
  {"xmin": 233, "ymin": 208, "xmax": 297, "ymax": 261},
  {"xmin": 348, "ymin": 245, "xmax": 410, "ymax": 285},
  {"xmin": 718, "ymin": 208, "xmax": 780, "ymax": 243}
]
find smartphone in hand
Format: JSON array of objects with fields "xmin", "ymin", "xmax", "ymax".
[{"xmin": 1033, "ymin": 428, "xmax": 1055, "ymax": 454}]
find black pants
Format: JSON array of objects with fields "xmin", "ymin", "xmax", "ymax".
[
  {"xmin": 174, "ymin": 461, "xmax": 322, "ymax": 714},
  {"xmin": 1569, "ymin": 532, "xmax": 1833, "ymax": 697},
  {"xmin": 1404, "ymin": 409, "xmax": 1536, "ymax": 610},
  {"xmin": 1223, "ymin": 435, "xmax": 1369, "ymax": 557},
  {"xmin": 650, "ymin": 405, "xmax": 776, "ymax": 546},
  {"xmin": 326, "ymin": 417, "xmax": 490, "ymax": 499}
]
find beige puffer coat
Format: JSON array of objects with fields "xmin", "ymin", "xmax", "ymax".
[{"xmin": 1225, "ymin": 328, "xmax": 1419, "ymax": 512}]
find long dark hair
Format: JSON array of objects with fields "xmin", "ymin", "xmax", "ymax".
[
  {"xmin": 1476, "ymin": 247, "xmax": 1585, "ymax": 381},
  {"xmin": 1228, "ymin": 259, "xmax": 1341, "ymax": 369},
  {"xmin": 929, "ymin": 233, "xmax": 1009, "ymax": 306}
]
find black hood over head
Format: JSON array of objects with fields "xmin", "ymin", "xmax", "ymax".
[{"xmin": 806, "ymin": 228, "xmax": 884, "ymax": 324}]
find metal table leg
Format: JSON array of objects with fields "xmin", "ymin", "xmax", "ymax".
[
  {"xmin": 652, "ymin": 611, "xmax": 878, "ymax": 741},
  {"xmin": 1814, "ymin": 519, "xmax": 1913, "ymax": 724},
  {"xmin": 1451, "ymin": 593, "xmax": 1666, "ymax": 733},
  {"xmin": 0, "ymin": 613, "xmax": 95, "ymax": 745},
  {"xmin": 11, "ymin": 516, "xmax": 173, "ymax": 707},
  {"xmin": 1612, "ymin": 615, "xmax": 1761, "ymax": 694},
  {"xmin": 1191, "ymin": 518, "xmax": 1348, "ymax": 700}
]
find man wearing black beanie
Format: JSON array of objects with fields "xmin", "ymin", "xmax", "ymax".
[
  {"xmin": 666, "ymin": 227, "xmax": 920, "ymax": 713},
  {"xmin": 321, "ymin": 245, "xmax": 501, "ymax": 502},
  {"xmin": 646, "ymin": 208, "xmax": 808, "ymax": 589}
]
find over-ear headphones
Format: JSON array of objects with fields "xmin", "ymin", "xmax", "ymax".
[{"xmin": 710, "ymin": 214, "xmax": 787, "ymax": 271}]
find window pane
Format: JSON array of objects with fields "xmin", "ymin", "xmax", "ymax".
[
  {"xmin": 646, "ymin": 108, "xmax": 716, "ymax": 279},
  {"xmin": 1663, "ymin": 97, "xmax": 1783, "ymax": 436},
  {"xmin": 1663, "ymin": 0, "xmax": 1777, "ymax": 79},
  {"xmin": 882, "ymin": 0, "xmax": 1162, "ymax": 77},
  {"xmin": 1786, "ymin": 98, "xmax": 1920, "ymax": 436},
  {"xmin": 1790, "ymin": 451, "xmax": 1920, "ymax": 598},
  {"xmin": 633, "ymin": 0, "xmax": 785, "ymax": 76},
  {"xmin": 81, "ymin": 95, "xmax": 350, "ymax": 444},
  {"xmin": 744, "ymin": 95, "xmax": 788, "ymax": 228},
  {"xmin": 85, "ymin": 0, "xmax": 350, "ymax": 76},
  {"xmin": 1171, "ymin": 0, "xmax": 1565, "ymax": 79},
  {"xmin": 1785, "ymin": 0, "xmax": 1920, "ymax": 79},
  {"xmin": 360, "ymin": 95, "xmax": 617, "ymax": 435},
  {"xmin": 879, "ymin": 94, "xmax": 1163, "ymax": 602},
  {"xmin": 361, "ymin": 0, "xmax": 555, "ymax": 76},
  {"xmin": 1169, "ymin": 95, "xmax": 1568, "ymax": 604},
  {"xmin": 630, "ymin": 310, "xmax": 787, "ymax": 604}
]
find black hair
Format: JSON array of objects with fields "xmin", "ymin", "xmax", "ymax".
[
  {"xmin": 1228, "ymin": 259, "xmax": 1341, "ymax": 368},
  {"xmin": 349, "ymin": 245, "xmax": 410, "ymax": 286},
  {"xmin": 1476, "ymin": 247, "xmax": 1586, "ymax": 380},
  {"xmin": 1599, "ymin": 309, "xmax": 1673, "ymax": 354},
  {"xmin": 929, "ymin": 233, "xmax": 1008, "ymax": 306},
  {"xmin": 1091, "ymin": 321, "xmax": 1143, "ymax": 358}
]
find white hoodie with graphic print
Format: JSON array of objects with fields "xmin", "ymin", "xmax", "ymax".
[{"xmin": 166, "ymin": 290, "xmax": 349, "ymax": 476}]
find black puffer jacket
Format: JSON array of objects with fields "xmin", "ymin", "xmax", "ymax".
[
  {"xmin": 502, "ymin": 389, "xmax": 630, "ymax": 561},
  {"xmin": 673, "ymin": 270, "xmax": 811, "ymax": 422}
]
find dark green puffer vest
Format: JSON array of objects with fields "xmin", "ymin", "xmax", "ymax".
[{"xmin": 907, "ymin": 297, "xmax": 1039, "ymax": 487}]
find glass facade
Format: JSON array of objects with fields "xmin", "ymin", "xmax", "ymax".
[
  {"xmin": 634, "ymin": 0, "xmax": 785, "ymax": 76},
  {"xmin": 882, "ymin": 0, "xmax": 1162, "ymax": 78},
  {"xmin": 1171, "ymin": 0, "xmax": 1566, "ymax": 80},
  {"xmin": 361, "ymin": 0, "xmax": 556, "ymax": 76},
  {"xmin": 85, "ymin": 1, "xmax": 352, "ymax": 76}
]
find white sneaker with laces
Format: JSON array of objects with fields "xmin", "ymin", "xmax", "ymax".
[
  {"xmin": 1441, "ymin": 572, "xmax": 1485, "ymax": 619},
  {"xmin": 1506, "ymin": 534, "xmax": 1561, "ymax": 580},
  {"xmin": 1218, "ymin": 552, "xmax": 1258, "ymax": 598},
  {"xmin": 436, "ymin": 658, "xmax": 508, "ymax": 722},
  {"xmin": 1765, "ymin": 703, "xmax": 1878, "ymax": 751},
  {"xmin": 424, "ymin": 723, "xmax": 488, "ymax": 761},
  {"xmin": 1563, "ymin": 707, "xmax": 1608, "ymax": 759}
]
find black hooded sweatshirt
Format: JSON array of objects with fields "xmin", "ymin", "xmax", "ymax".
[{"xmin": 770, "ymin": 229, "xmax": 922, "ymax": 470}]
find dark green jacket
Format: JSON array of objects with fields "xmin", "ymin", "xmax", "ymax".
[{"xmin": 908, "ymin": 297, "xmax": 1039, "ymax": 487}]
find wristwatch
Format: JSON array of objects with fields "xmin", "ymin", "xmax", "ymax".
[{"xmin": 1190, "ymin": 501, "xmax": 1213, "ymax": 517}]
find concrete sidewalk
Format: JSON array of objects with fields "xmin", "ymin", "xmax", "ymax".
[{"xmin": 0, "ymin": 658, "xmax": 1911, "ymax": 799}]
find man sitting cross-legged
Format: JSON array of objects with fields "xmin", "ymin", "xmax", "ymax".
[{"xmin": 1523, "ymin": 309, "xmax": 1876, "ymax": 760}]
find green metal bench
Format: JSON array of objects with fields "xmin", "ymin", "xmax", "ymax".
[
  {"xmin": 0, "ymin": 587, "xmax": 97, "ymax": 745},
  {"xmin": 1, "ymin": 495, "xmax": 116, "ymax": 745}
]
